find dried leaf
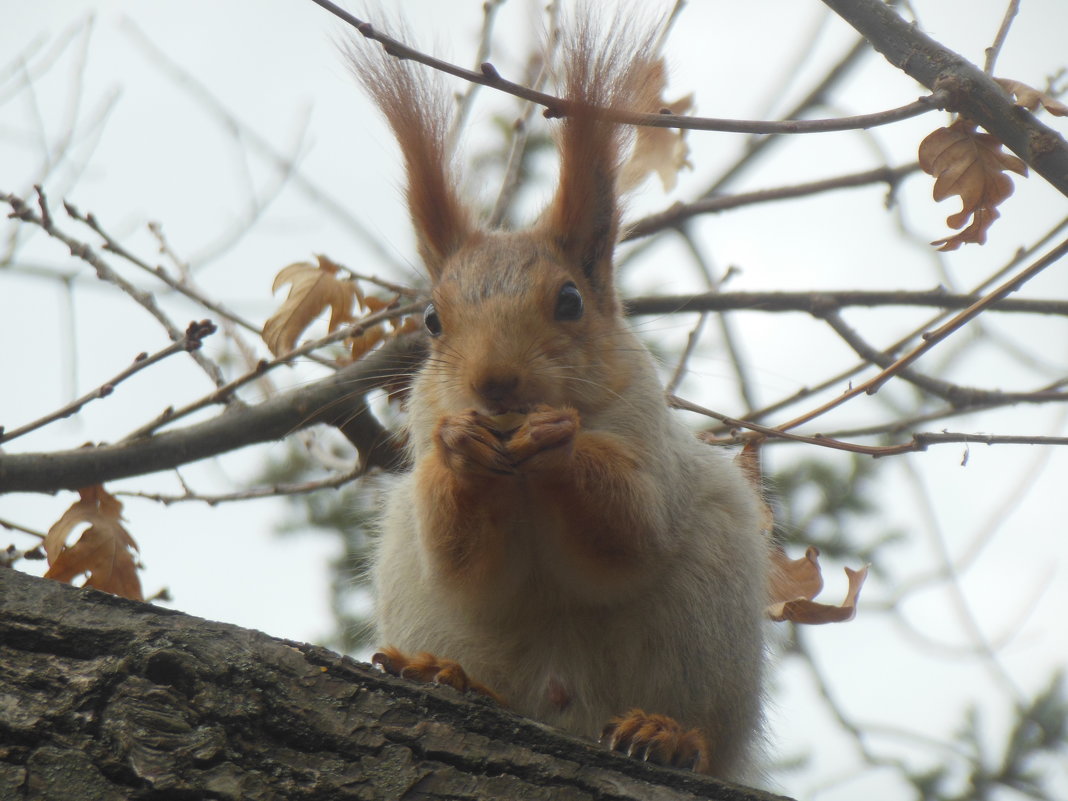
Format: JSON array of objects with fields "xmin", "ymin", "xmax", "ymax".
[
  {"xmin": 995, "ymin": 78, "xmax": 1068, "ymax": 117},
  {"xmin": 768, "ymin": 545, "xmax": 824, "ymax": 606},
  {"xmin": 43, "ymin": 485, "xmax": 143, "ymax": 601},
  {"xmin": 619, "ymin": 59, "xmax": 693, "ymax": 193},
  {"xmin": 768, "ymin": 564, "xmax": 869, "ymax": 624},
  {"xmin": 263, "ymin": 254, "xmax": 360, "ymax": 356},
  {"xmin": 733, "ymin": 443, "xmax": 867, "ymax": 624},
  {"xmin": 918, "ymin": 119, "xmax": 1028, "ymax": 251},
  {"xmin": 767, "ymin": 546, "xmax": 868, "ymax": 624},
  {"xmin": 362, "ymin": 295, "xmax": 391, "ymax": 315},
  {"xmin": 345, "ymin": 324, "xmax": 386, "ymax": 362},
  {"xmin": 393, "ymin": 316, "xmax": 420, "ymax": 336}
]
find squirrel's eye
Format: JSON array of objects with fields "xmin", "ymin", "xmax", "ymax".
[
  {"xmin": 423, "ymin": 303, "xmax": 443, "ymax": 337},
  {"xmin": 554, "ymin": 282, "xmax": 584, "ymax": 321}
]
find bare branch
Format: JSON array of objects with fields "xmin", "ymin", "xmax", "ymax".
[
  {"xmin": 624, "ymin": 163, "xmax": 919, "ymax": 241},
  {"xmin": 118, "ymin": 19, "xmax": 409, "ymax": 275},
  {"xmin": 984, "ymin": 0, "xmax": 1021, "ymax": 75},
  {"xmin": 775, "ymin": 236, "xmax": 1068, "ymax": 431},
  {"xmin": 821, "ymin": 0, "xmax": 1068, "ymax": 197},
  {"xmin": 3, "ymin": 189, "xmax": 232, "ymax": 393},
  {"xmin": 0, "ymin": 336, "xmax": 424, "ymax": 495},
  {"xmin": 311, "ymin": 0, "xmax": 943, "ymax": 136},
  {"xmin": 626, "ymin": 288, "xmax": 1068, "ymax": 318},
  {"xmin": 121, "ymin": 301, "xmax": 420, "ymax": 440},
  {"xmin": 0, "ymin": 320, "xmax": 216, "ymax": 445},
  {"xmin": 115, "ymin": 467, "xmax": 361, "ymax": 506}
]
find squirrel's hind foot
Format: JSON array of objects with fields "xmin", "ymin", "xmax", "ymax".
[
  {"xmin": 372, "ymin": 646, "xmax": 504, "ymax": 705},
  {"xmin": 601, "ymin": 709, "xmax": 711, "ymax": 773}
]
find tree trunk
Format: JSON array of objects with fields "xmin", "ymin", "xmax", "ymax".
[{"xmin": 0, "ymin": 569, "xmax": 790, "ymax": 801}]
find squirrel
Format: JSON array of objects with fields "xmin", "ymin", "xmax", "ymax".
[{"xmin": 348, "ymin": 9, "xmax": 770, "ymax": 783}]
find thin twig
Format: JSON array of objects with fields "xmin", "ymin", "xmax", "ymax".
[
  {"xmin": 70, "ymin": 207, "xmax": 261, "ymax": 335},
  {"xmin": 820, "ymin": 309, "xmax": 1024, "ymax": 409},
  {"xmin": 624, "ymin": 162, "xmax": 920, "ymax": 241},
  {"xmin": 984, "ymin": 0, "xmax": 1021, "ymax": 75},
  {"xmin": 447, "ymin": 0, "xmax": 507, "ymax": 154},
  {"xmin": 0, "ymin": 517, "xmax": 46, "ymax": 539},
  {"xmin": 119, "ymin": 18, "xmax": 408, "ymax": 276},
  {"xmin": 697, "ymin": 214, "xmax": 1068, "ymax": 432},
  {"xmin": 121, "ymin": 302, "xmax": 420, "ymax": 440},
  {"xmin": 4, "ymin": 188, "xmax": 233, "ymax": 393},
  {"xmin": 1, "ymin": 320, "xmax": 216, "ymax": 445},
  {"xmin": 116, "ymin": 468, "xmax": 361, "ymax": 505},
  {"xmin": 674, "ymin": 229, "xmax": 757, "ymax": 409},
  {"xmin": 897, "ymin": 458, "xmax": 1024, "ymax": 703},
  {"xmin": 775, "ymin": 236, "xmax": 1068, "ymax": 431},
  {"xmin": 311, "ymin": 0, "xmax": 944, "ymax": 135},
  {"xmin": 488, "ymin": 4, "xmax": 560, "ymax": 228},
  {"xmin": 626, "ymin": 288, "xmax": 1068, "ymax": 318},
  {"xmin": 674, "ymin": 395, "xmax": 1068, "ymax": 455},
  {"xmin": 664, "ymin": 312, "xmax": 707, "ymax": 396}
]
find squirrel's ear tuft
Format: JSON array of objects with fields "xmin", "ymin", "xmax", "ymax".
[
  {"xmin": 541, "ymin": 12, "xmax": 658, "ymax": 292},
  {"xmin": 345, "ymin": 35, "xmax": 475, "ymax": 279}
]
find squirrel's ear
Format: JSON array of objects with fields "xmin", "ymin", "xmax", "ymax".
[
  {"xmin": 542, "ymin": 17, "xmax": 656, "ymax": 293},
  {"xmin": 346, "ymin": 39, "xmax": 474, "ymax": 279}
]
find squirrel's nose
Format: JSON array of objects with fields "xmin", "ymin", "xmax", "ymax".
[{"xmin": 473, "ymin": 372, "xmax": 520, "ymax": 412}]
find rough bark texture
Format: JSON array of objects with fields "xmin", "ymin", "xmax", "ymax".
[{"xmin": 0, "ymin": 569, "xmax": 791, "ymax": 801}]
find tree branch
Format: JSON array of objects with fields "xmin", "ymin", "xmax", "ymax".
[
  {"xmin": 821, "ymin": 0, "xmax": 1068, "ymax": 198},
  {"xmin": 0, "ymin": 320, "xmax": 216, "ymax": 445},
  {"xmin": 774, "ymin": 236, "xmax": 1068, "ymax": 431},
  {"xmin": 310, "ymin": 0, "xmax": 942, "ymax": 136},
  {"xmin": 7, "ymin": 275, "xmax": 1068, "ymax": 496},
  {"xmin": 0, "ymin": 336, "xmax": 424, "ymax": 495},
  {"xmin": 624, "ymin": 163, "xmax": 920, "ymax": 241},
  {"xmin": 625, "ymin": 289, "xmax": 1068, "ymax": 317},
  {"xmin": 0, "ymin": 569, "xmax": 789, "ymax": 801}
]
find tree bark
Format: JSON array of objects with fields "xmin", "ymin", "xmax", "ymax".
[{"xmin": 0, "ymin": 569, "xmax": 791, "ymax": 801}]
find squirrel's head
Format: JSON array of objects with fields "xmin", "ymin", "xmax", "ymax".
[
  {"xmin": 419, "ymin": 230, "xmax": 635, "ymax": 418},
  {"xmin": 348, "ymin": 13, "xmax": 657, "ymax": 419}
]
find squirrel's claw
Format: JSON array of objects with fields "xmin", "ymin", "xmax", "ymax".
[
  {"xmin": 372, "ymin": 646, "xmax": 504, "ymax": 705},
  {"xmin": 601, "ymin": 710, "xmax": 710, "ymax": 773}
]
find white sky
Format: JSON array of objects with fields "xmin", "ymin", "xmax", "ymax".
[{"xmin": 2, "ymin": 1, "xmax": 1067, "ymax": 799}]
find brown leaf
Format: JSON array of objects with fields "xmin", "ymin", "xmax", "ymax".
[
  {"xmin": 918, "ymin": 119, "xmax": 1028, "ymax": 251},
  {"xmin": 619, "ymin": 59, "xmax": 693, "ymax": 193},
  {"xmin": 768, "ymin": 564, "xmax": 869, "ymax": 624},
  {"xmin": 345, "ymin": 324, "xmax": 386, "ymax": 362},
  {"xmin": 995, "ymin": 78, "xmax": 1068, "ymax": 117},
  {"xmin": 43, "ymin": 485, "xmax": 143, "ymax": 601},
  {"xmin": 767, "ymin": 542, "xmax": 868, "ymax": 624},
  {"xmin": 768, "ymin": 545, "xmax": 824, "ymax": 606},
  {"xmin": 263, "ymin": 254, "xmax": 361, "ymax": 356}
]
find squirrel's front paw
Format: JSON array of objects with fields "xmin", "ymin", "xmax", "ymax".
[
  {"xmin": 506, "ymin": 405, "xmax": 578, "ymax": 471},
  {"xmin": 601, "ymin": 710, "xmax": 710, "ymax": 773},
  {"xmin": 372, "ymin": 646, "xmax": 503, "ymax": 704},
  {"xmin": 436, "ymin": 410, "xmax": 514, "ymax": 477}
]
